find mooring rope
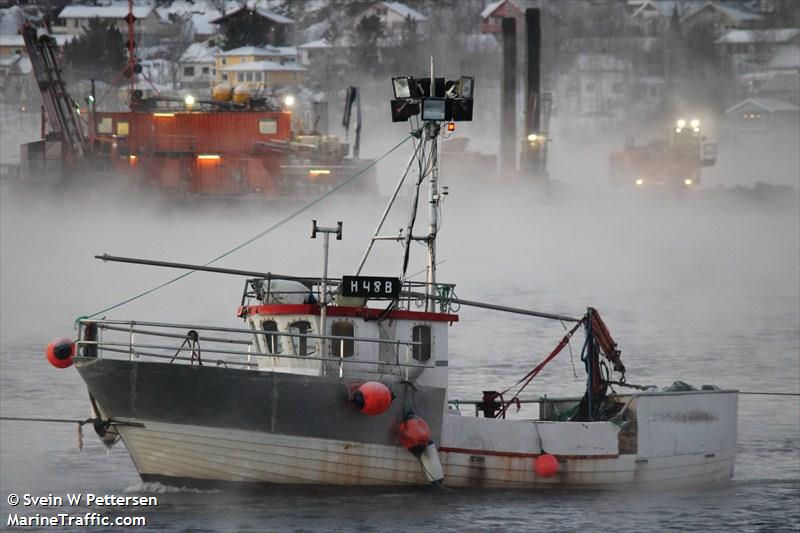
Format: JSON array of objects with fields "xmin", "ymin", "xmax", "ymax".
[{"xmin": 78, "ymin": 134, "xmax": 413, "ymax": 320}]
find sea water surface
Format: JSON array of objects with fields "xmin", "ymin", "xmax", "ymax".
[{"xmin": 1, "ymin": 180, "xmax": 798, "ymax": 532}]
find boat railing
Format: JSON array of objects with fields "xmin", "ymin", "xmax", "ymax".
[
  {"xmin": 241, "ymin": 277, "xmax": 458, "ymax": 314},
  {"xmin": 76, "ymin": 318, "xmax": 431, "ymax": 379}
]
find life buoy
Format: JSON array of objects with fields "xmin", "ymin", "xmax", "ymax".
[
  {"xmin": 46, "ymin": 337, "xmax": 75, "ymax": 368},
  {"xmin": 350, "ymin": 381, "xmax": 394, "ymax": 415}
]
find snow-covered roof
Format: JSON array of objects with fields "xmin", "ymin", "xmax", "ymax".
[
  {"xmin": 480, "ymin": 0, "xmax": 522, "ymax": 19},
  {"xmin": 382, "ymin": 2, "xmax": 426, "ymax": 22},
  {"xmin": 726, "ymin": 97, "xmax": 799, "ymax": 114},
  {"xmin": 58, "ymin": 5, "xmax": 156, "ymax": 20},
  {"xmin": 681, "ymin": 1, "xmax": 762, "ymax": 23},
  {"xmin": 0, "ymin": 54, "xmax": 30, "ymax": 73},
  {"xmin": 716, "ymin": 28, "xmax": 800, "ymax": 45},
  {"xmin": 767, "ymin": 44, "xmax": 800, "ymax": 70},
  {"xmin": 298, "ymin": 38, "xmax": 331, "ymax": 50},
  {"xmin": 218, "ymin": 45, "xmax": 297, "ymax": 57},
  {"xmin": 760, "ymin": 72, "xmax": 800, "ymax": 93},
  {"xmin": 0, "ymin": 33, "xmax": 72, "ymax": 47},
  {"xmin": 180, "ymin": 41, "xmax": 219, "ymax": 63},
  {"xmin": 220, "ymin": 60, "xmax": 305, "ymax": 72},
  {"xmin": 156, "ymin": 0, "xmax": 222, "ymax": 36},
  {"xmin": 210, "ymin": 4, "xmax": 293, "ymax": 25}
]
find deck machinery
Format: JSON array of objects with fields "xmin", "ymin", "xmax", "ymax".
[
  {"xmin": 609, "ymin": 118, "xmax": 718, "ymax": 189},
  {"xmin": 18, "ymin": 26, "xmax": 375, "ymax": 196}
]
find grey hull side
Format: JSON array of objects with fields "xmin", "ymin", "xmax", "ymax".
[{"xmin": 73, "ymin": 357, "xmax": 446, "ymax": 446}]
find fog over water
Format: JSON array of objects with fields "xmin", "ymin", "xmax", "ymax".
[{"xmin": 1, "ymin": 142, "xmax": 798, "ymax": 529}]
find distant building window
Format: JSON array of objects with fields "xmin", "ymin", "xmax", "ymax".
[
  {"xmin": 237, "ymin": 73, "xmax": 244, "ymax": 82},
  {"xmin": 331, "ymin": 321, "xmax": 354, "ymax": 357},
  {"xmin": 259, "ymin": 118, "xmax": 278, "ymax": 134},
  {"xmin": 96, "ymin": 117, "xmax": 112, "ymax": 134},
  {"xmin": 221, "ymin": 58, "xmax": 226, "ymax": 65},
  {"xmin": 289, "ymin": 320, "xmax": 314, "ymax": 355},
  {"xmin": 222, "ymin": 73, "xmax": 228, "ymax": 81},
  {"xmin": 262, "ymin": 319, "xmax": 281, "ymax": 354},
  {"xmin": 245, "ymin": 72, "xmax": 253, "ymax": 81},
  {"xmin": 412, "ymin": 325, "xmax": 431, "ymax": 362},
  {"xmin": 202, "ymin": 66, "xmax": 209, "ymax": 74},
  {"xmin": 183, "ymin": 66, "xmax": 195, "ymax": 77},
  {"xmin": 612, "ymin": 82, "xmax": 623, "ymax": 94},
  {"xmin": 116, "ymin": 121, "xmax": 129, "ymax": 136}
]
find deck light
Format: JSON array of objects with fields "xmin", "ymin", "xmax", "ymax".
[
  {"xmin": 184, "ymin": 94, "xmax": 196, "ymax": 108},
  {"xmin": 197, "ymin": 154, "xmax": 221, "ymax": 160},
  {"xmin": 153, "ymin": 112, "xmax": 175, "ymax": 118},
  {"xmin": 389, "ymin": 73, "xmax": 474, "ymax": 123},
  {"xmin": 676, "ymin": 119, "xmax": 686, "ymax": 128},
  {"xmin": 690, "ymin": 119, "xmax": 700, "ymax": 129},
  {"xmin": 308, "ymin": 169, "xmax": 331, "ymax": 177},
  {"xmin": 635, "ymin": 178, "xmax": 644, "ymax": 186},
  {"xmin": 283, "ymin": 95, "xmax": 295, "ymax": 107},
  {"xmin": 684, "ymin": 178, "xmax": 693, "ymax": 186},
  {"xmin": 447, "ymin": 122, "xmax": 455, "ymax": 132}
]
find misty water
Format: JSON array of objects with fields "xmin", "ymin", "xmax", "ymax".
[{"xmin": 1, "ymin": 145, "xmax": 798, "ymax": 531}]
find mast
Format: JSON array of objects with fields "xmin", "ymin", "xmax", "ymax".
[
  {"xmin": 359, "ymin": 64, "xmax": 473, "ymax": 312},
  {"xmin": 425, "ymin": 56, "xmax": 439, "ymax": 312}
]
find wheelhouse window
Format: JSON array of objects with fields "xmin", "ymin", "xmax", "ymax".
[
  {"xmin": 259, "ymin": 118, "xmax": 278, "ymax": 134},
  {"xmin": 290, "ymin": 320, "xmax": 314, "ymax": 356},
  {"xmin": 262, "ymin": 319, "xmax": 281, "ymax": 354},
  {"xmin": 96, "ymin": 117, "xmax": 112, "ymax": 134},
  {"xmin": 412, "ymin": 325, "xmax": 431, "ymax": 362},
  {"xmin": 331, "ymin": 321, "xmax": 354, "ymax": 358}
]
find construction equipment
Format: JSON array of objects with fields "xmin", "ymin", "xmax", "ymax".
[
  {"xmin": 20, "ymin": 24, "xmax": 87, "ymax": 181},
  {"xmin": 609, "ymin": 118, "xmax": 718, "ymax": 189}
]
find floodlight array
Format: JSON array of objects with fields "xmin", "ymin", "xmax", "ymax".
[{"xmin": 390, "ymin": 76, "xmax": 474, "ymax": 123}]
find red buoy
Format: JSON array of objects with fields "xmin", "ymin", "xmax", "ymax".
[
  {"xmin": 46, "ymin": 337, "xmax": 76, "ymax": 369},
  {"xmin": 534, "ymin": 453, "xmax": 560, "ymax": 478},
  {"xmin": 398, "ymin": 414, "xmax": 431, "ymax": 456},
  {"xmin": 350, "ymin": 381, "xmax": 394, "ymax": 415}
]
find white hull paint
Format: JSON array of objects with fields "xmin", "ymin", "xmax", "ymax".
[{"xmin": 119, "ymin": 420, "xmax": 735, "ymax": 490}]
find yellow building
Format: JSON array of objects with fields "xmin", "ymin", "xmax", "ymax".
[{"xmin": 214, "ymin": 46, "xmax": 300, "ymax": 85}]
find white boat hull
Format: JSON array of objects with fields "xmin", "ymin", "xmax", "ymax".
[{"xmin": 119, "ymin": 420, "xmax": 735, "ymax": 490}]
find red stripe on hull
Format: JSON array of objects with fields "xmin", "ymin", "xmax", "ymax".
[{"xmin": 238, "ymin": 304, "xmax": 458, "ymax": 323}]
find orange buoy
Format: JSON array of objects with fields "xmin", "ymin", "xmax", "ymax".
[
  {"xmin": 350, "ymin": 381, "xmax": 394, "ymax": 415},
  {"xmin": 398, "ymin": 414, "xmax": 431, "ymax": 456},
  {"xmin": 534, "ymin": 453, "xmax": 560, "ymax": 478},
  {"xmin": 46, "ymin": 337, "xmax": 76, "ymax": 368}
]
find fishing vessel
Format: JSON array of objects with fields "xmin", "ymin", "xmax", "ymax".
[{"xmin": 47, "ymin": 72, "xmax": 738, "ymax": 490}]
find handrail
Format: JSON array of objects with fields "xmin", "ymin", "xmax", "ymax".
[
  {"xmin": 78, "ymin": 341, "xmax": 434, "ymax": 369},
  {"xmin": 80, "ymin": 318, "xmax": 421, "ymax": 347}
]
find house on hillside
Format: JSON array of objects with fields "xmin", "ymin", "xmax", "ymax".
[
  {"xmin": 156, "ymin": 0, "xmax": 223, "ymax": 42},
  {"xmin": 298, "ymin": 38, "xmax": 332, "ymax": 67},
  {"xmin": 214, "ymin": 45, "xmax": 302, "ymax": 88},
  {"xmin": 725, "ymin": 96, "xmax": 800, "ymax": 136},
  {"xmin": 479, "ymin": 0, "xmax": 523, "ymax": 34},
  {"xmin": 0, "ymin": 33, "xmax": 71, "ymax": 57},
  {"xmin": 680, "ymin": 1, "xmax": 763, "ymax": 33},
  {"xmin": 179, "ymin": 41, "xmax": 218, "ymax": 90},
  {"xmin": 210, "ymin": 4, "xmax": 293, "ymax": 47},
  {"xmin": 630, "ymin": 1, "xmax": 763, "ymax": 36},
  {"xmin": 52, "ymin": 5, "xmax": 169, "ymax": 46},
  {"xmin": 716, "ymin": 28, "xmax": 800, "ymax": 78},
  {"xmin": 218, "ymin": 60, "xmax": 304, "ymax": 89},
  {"xmin": 356, "ymin": 2, "xmax": 427, "ymax": 35},
  {"xmin": 559, "ymin": 53, "xmax": 634, "ymax": 120}
]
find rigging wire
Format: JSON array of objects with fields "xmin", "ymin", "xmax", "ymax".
[{"xmin": 80, "ymin": 134, "xmax": 414, "ymax": 320}]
